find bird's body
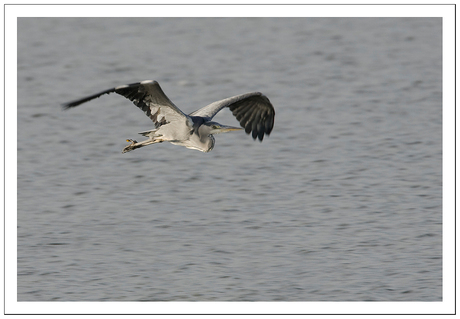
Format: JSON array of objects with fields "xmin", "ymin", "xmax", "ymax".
[{"xmin": 62, "ymin": 80, "xmax": 275, "ymax": 153}]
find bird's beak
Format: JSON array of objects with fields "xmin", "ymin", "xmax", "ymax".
[{"xmin": 218, "ymin": 125, "xmax": 243, "ymax": 133}]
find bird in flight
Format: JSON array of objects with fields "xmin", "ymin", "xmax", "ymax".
[{"xmin": 62, "ymin": 80, "xmax": 275, "ymax": 153}]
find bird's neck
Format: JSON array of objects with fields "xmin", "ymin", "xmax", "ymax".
[
  {"xmin": 186, "ymin": 125, "xmax": 213, "ymax": 153},
  {"xmin": 205, "ymin": 135, "xmax": 215, "ymax": 153}
]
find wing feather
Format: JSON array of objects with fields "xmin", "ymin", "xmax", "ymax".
[
  {"xmin": 62, "ymin": 80, "xmax": 189, "ymax": 129},
  {"xmin": 189, "ymin": 92, "xmax": 275, "ymax": 141},
  {"xmin": 114, "ymin": 81, "xmax": 188, "ymax": 128}
]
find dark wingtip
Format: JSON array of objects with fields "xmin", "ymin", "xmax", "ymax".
[
  {"xmin": 257, "ymin": 130, "xmax": 264, "ymax": 142},
  {"xmin": 61, "ymin": 103, "xmax": 72, "ymax": 110},
  {"xmin": 61, "ymin": 87, "xmax": 117, "ymax": 111},
  {"xmin": 61, "ymin": 100, "xmax": 81, "ymax": 110}
]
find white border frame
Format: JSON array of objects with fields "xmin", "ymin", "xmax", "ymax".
[{"xmin": 4, "ymin": 3, "xmax": 455, "ymax": 315}]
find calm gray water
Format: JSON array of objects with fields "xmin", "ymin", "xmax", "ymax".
[{"xmin": 17, "ymin": 17, "xmax": 441, "ymax": 302}]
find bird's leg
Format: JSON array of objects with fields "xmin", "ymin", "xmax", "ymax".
[
  {"xmin": 122, "ymin": 138, "xmax": 161, "ymax": 153},
  {"xmin": 127, "ymin": 139, "xmax": 137, "ymax": 146}
]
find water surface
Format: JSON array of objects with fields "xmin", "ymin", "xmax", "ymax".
[{"xmin": 17, "ymin": 17, "xmax": 442, "ymax": 301}]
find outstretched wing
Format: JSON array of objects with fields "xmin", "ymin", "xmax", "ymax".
[
  {"xmin": 62, "ymin": 80, "xmax": 189, "ymax": 129},
  {"xmin": 189, "ymin": 92, "xmax": 275, "ymax": 141}
]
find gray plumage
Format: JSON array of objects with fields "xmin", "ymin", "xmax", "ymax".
[{"xmin": 62, "ymin": 80, "xmax": 275, "ymax": 153}]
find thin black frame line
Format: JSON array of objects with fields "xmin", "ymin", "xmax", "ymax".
[
  {"xmin": 2, "ymin": 3, "xmax": 458, "ymax": 5},
  {"xmin": 454, "ymin": 3, "xmax": 457, "ymax": 316},
  {"xmin": 3, "ymin": 3, "xmax": 5, "ymax": 317},
  {"xmin": 7, "ymin": 4, "xmax": 453, "ymax": 315}
]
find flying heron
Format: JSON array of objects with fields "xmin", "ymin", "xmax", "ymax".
[{"xmin": 62, "ymin": 80, "xmax": 275, "ymax": 153}]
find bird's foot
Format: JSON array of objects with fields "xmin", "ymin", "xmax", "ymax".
[{"xmin": 122, "ymin": 139, "xmax": 138, "ymax": 153}]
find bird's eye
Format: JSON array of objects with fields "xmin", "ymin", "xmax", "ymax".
[{"xmin": 212, "ymin": 125, "xmax": 218, "ymax": 129}]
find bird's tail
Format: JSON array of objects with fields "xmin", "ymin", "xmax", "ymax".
[{"xmin": 138, "ymin": 129, "xmax": 159, "ymax": 137}]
